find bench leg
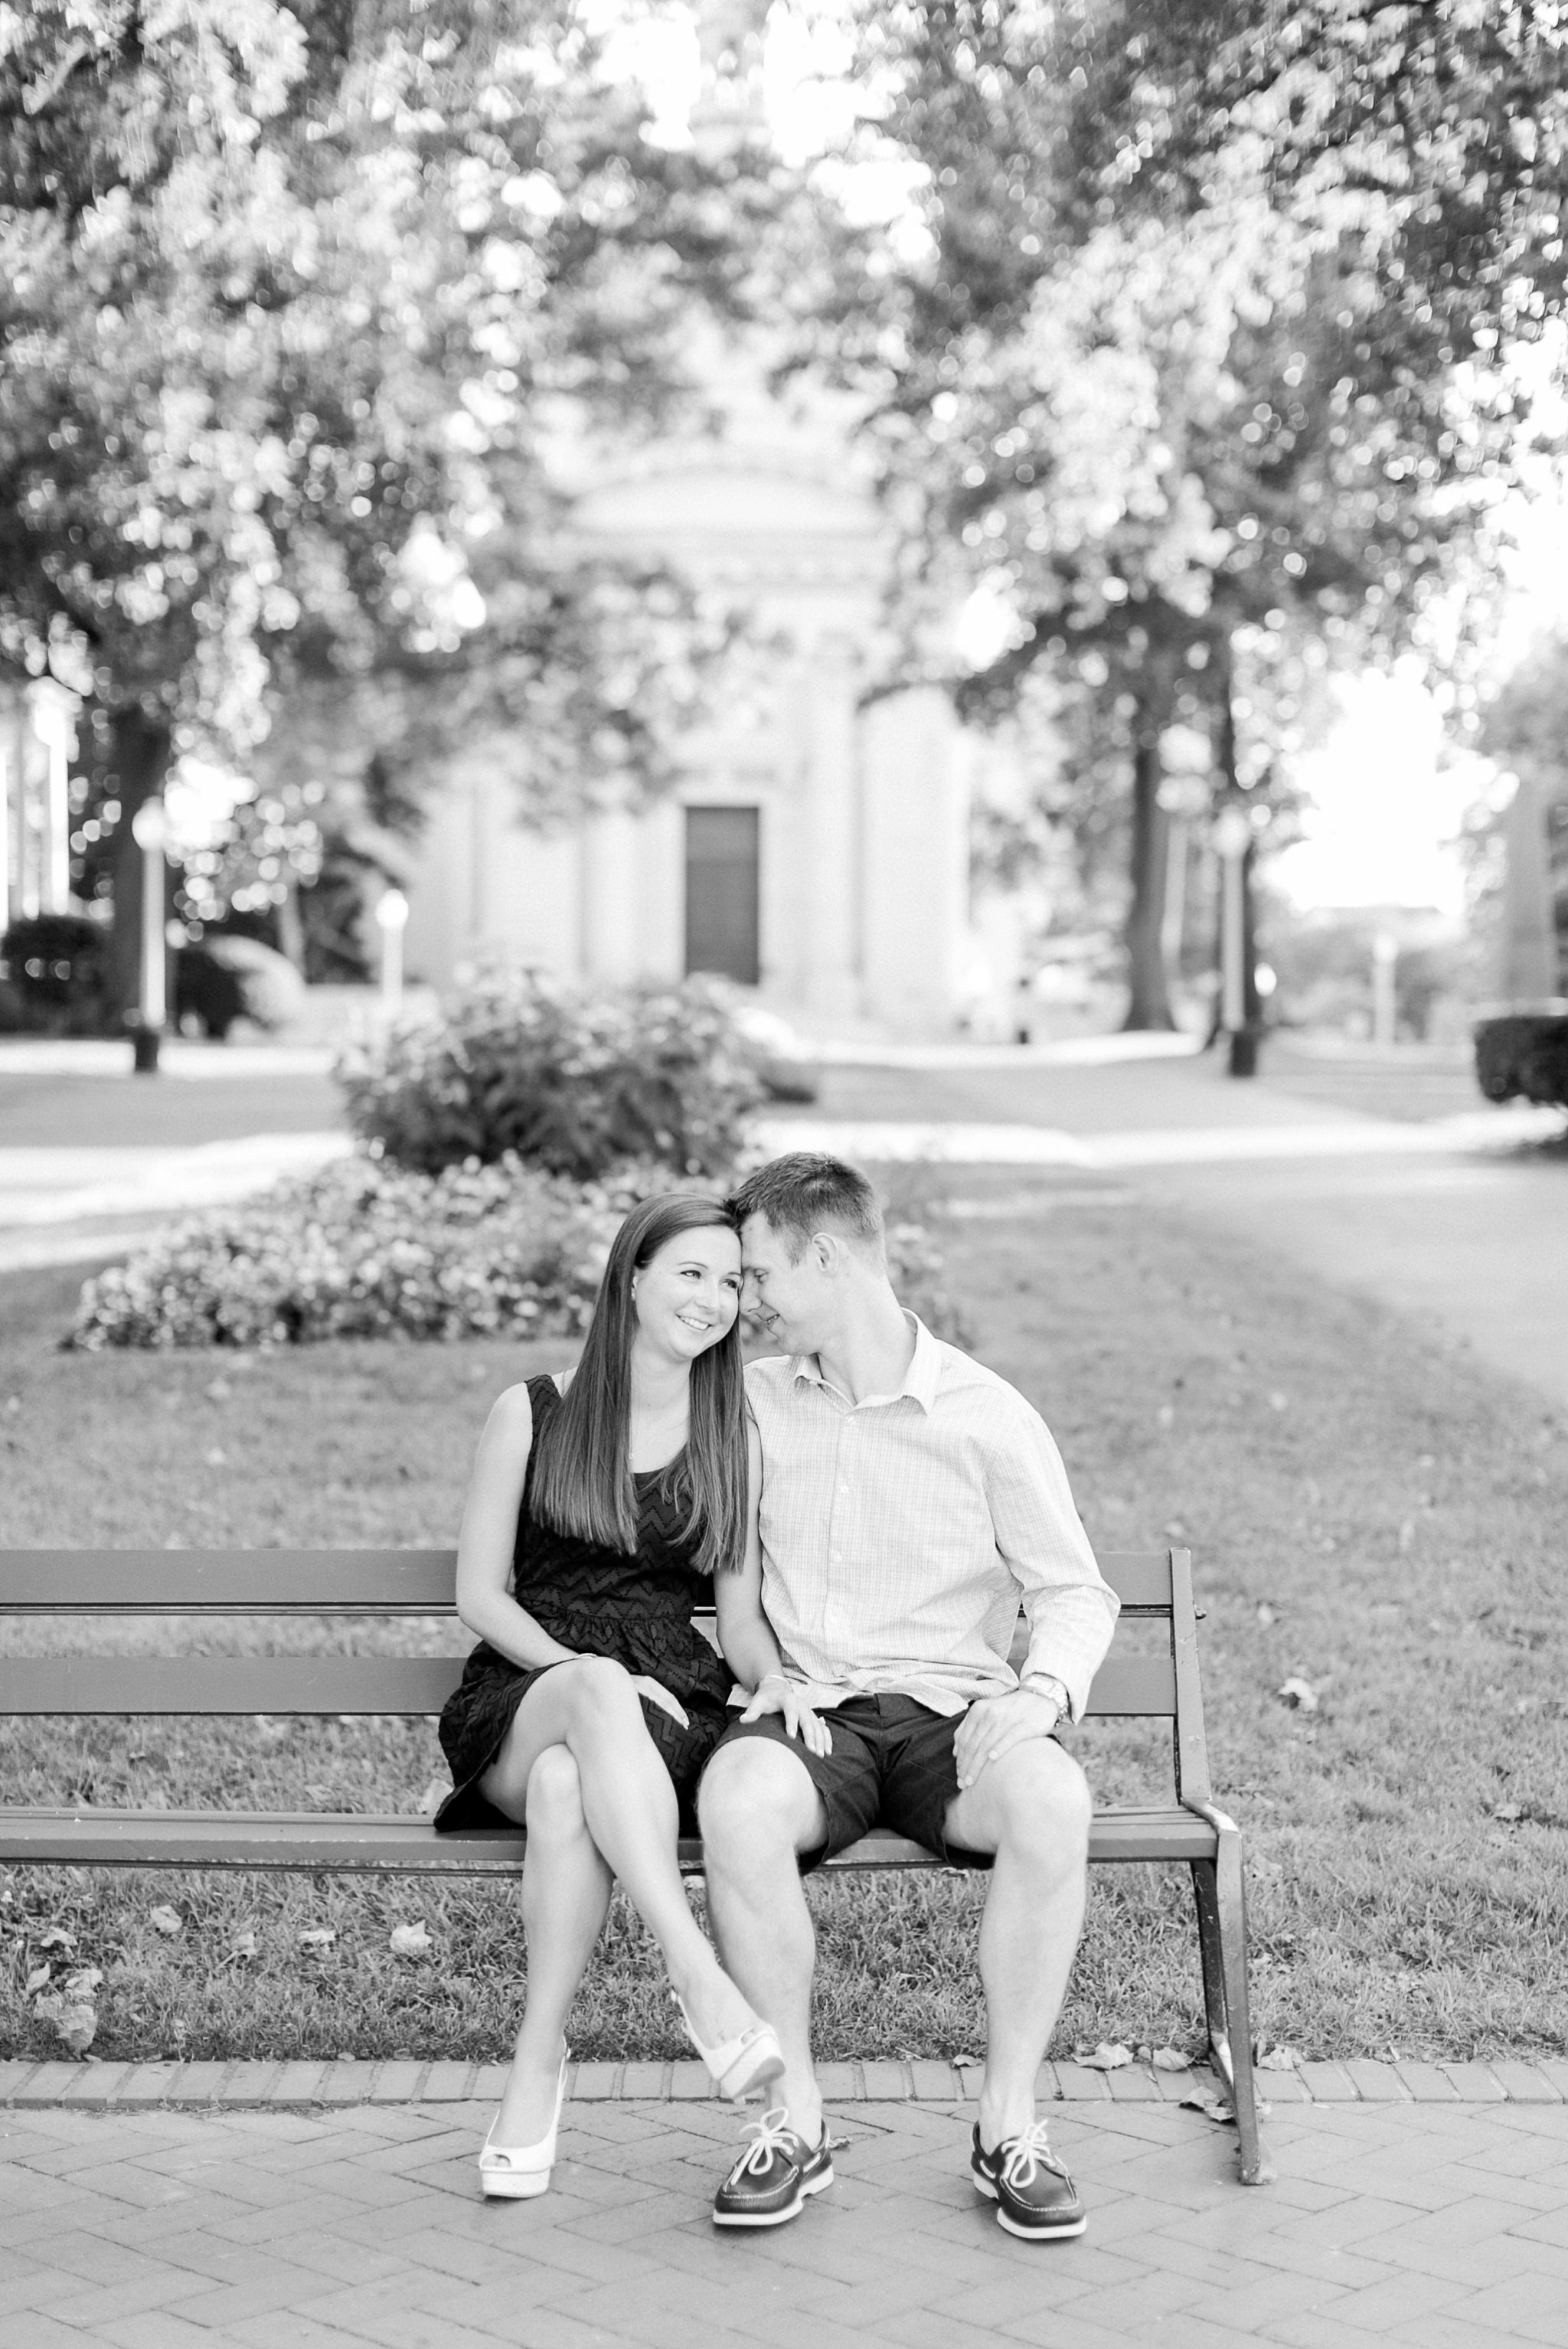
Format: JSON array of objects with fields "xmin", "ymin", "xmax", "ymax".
[{"xmin": 1191, "ymin": 1838, "xmax": 1272, "ymax": 2186}]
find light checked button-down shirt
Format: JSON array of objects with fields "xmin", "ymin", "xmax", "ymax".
[{"xmin": 745, "ymin": 1316, "xmax": 1119, "ymax": 1722}]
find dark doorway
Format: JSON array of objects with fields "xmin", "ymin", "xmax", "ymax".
[{"xmin": 684, "ymin": 805, "xmax": 760, "ymax": 985}]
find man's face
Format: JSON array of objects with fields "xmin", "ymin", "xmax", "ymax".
[{"xmin": 739, "ymin": 1214, "xmax": 833, "ymax": 1354}]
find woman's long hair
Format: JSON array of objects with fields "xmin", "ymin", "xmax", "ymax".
[{"xmin": 528, "ymin": 1193, "xmax": 746, "ymax": 1576}]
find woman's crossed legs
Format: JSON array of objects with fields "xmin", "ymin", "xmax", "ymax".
[{"xmin": 479, "ymin": 1655, "xmax": 755, "ymax": 2145}]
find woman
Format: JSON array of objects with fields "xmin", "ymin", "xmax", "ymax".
[{"xmin": 436, "ymin": 1192, "xmax": 789, "ymax": 2200}]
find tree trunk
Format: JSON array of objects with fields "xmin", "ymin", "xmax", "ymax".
[
  {"xmin": 103, "ymin": 707, "xmax": 173, "ymax": 1024},
  {"xmin": 1122, "ymin": 690, "xmax": 1177, "ymax": 1031}
]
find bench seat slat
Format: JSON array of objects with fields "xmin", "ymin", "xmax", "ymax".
[
  {"xmin": 0, "ymin": 1805, "xmax": 1217, "ymax": 1871},
  {"xmin": 0, "ymin": 1651, "xmax": 1175, "ymax": 1719}
]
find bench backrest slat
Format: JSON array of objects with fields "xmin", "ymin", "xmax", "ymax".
[
  {"xmin": 0, "ymin": 1551, "xmax": 459, "ymax": 1612},
  {"xmin": 0, "ymin": 1648, "xmax": 1176, "ymax": 1720},
  {"xmin": 0, "ymin": 1549, "xmax": 1177, "ymax": 1616}
]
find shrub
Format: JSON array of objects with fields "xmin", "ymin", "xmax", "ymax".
[
  {"xmin": 71, "ymin": 1154, "xmax": 646, "ymax": 1350},
  {"xmin": 70, "ymin": 1153, "xmax": 969, "ymax": 1351},
  {"xmin": 1475, "ymin": 1014, "xmax": 1568, "ymax": 1109},
  {"xmin": 337, "ymin": 971, "xmax": 763, "ymax": 1180},
  {"xmin": 0, "ymin": 913, "xmax": 109, "ymax": 1034}
]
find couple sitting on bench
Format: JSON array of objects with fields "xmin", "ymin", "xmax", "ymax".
[{"xmin": 436, "ymin": 1151, "xmax": 1120, "ymax": 2242}]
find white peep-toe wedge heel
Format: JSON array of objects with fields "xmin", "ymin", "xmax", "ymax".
[
  {"xmin": 674, "ymin": 1994, "xmax": 785, "ymax": 2102},
  {"xmin": 478, "ymin": 2052, "xmax": 570, "ymax": 2200}
]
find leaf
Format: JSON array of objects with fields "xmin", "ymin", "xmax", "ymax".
[
  {"xmin": 389, "ymin": 1922, "xmax": 431, "ymax": 1959},
  {"xmin": 24, "ymin": 1964, "xmax": 53, "ymax": 1995},
  {"xmin": 1258, "ymin": 2044, "xmax": 1301, "ymax": 2070},
  {"xmin": 63, "ymin": 1967, "xmax": 103, "ymax": 1998},
  {"xmin": 298, "ymin": 1927, "xmax": 336, "ymax": 1952},
  {"xmin": 1152, "ymin": 2047, "xmax": 1193, "ymax": 2071},
  {"xmin": 1078, "ymin": 2041, "xmax": 1134, "ymax": 2070},
  {"xmin": 1276, "ymin": 1676, "xmax": 1319, "ymax": 1712},
  {"xmin": 417, "ymin": 1775, "xmax": 452, "ymax": 1818},
  {"xmin": 1491, "ymin": 1800, "xmax": 1523, "ymax": 1823},
  {"xmin": 229, "ymin": 1931, "xmax": 259, "ymax": 1962},
  {"xmin": 36, "ymin": 1926, "xmax": 76, "ymax": 1953},
  {"xmin": 1180, "ymin": 2086, "xmax": 1236, "ymax": 2125},
  {"xmin": 148, "ymin": 1905, "xmax": 183, "ymax": 1936},
  {"xmin": 54, "ymin": 2002, "xmax": 98, "ymax": 2058}
]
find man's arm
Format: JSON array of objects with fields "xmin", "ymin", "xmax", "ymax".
[{"xmin": 982, "ymin": 1398, "xmax": 1120, "ymax": 1725}]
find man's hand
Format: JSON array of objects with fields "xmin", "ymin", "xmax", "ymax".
[
  {"xmin": 739, "ymin": 1672, "xmax": 833, "ymax": 1757},
  {"xmin": 953, "ymin": 1687, "xmax": 1062, "ymax": 1791},
  {"xmin": 630, "ymin": 1675, "xmax": 689, "ymax": 1729}
]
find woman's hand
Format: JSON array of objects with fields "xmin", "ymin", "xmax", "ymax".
[
  {"xmin": 630, "ymin": 1675, "xmax": 689, "ymax": 1729},
  {"xmin": 739, "ymin": 1672, "xmax": 832, "ymax": 1756}
]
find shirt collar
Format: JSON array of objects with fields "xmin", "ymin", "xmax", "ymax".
[{"xmin": 790, "ymin": 1313, "xmax": 942, "ymax": 1414}]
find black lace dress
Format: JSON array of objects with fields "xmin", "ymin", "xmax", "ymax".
[{"xmin": 435, "ymin": 1376, "xmax": 735, "ymax": 1833}]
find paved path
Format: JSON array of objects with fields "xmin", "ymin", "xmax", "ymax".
[{"xmin": 4, "ymin": 2089, "xmax": 1566, "ymax": 2348}]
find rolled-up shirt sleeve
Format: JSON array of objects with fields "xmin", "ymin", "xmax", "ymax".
[{"xmin": 979, "ymin": 1402, "xmax": 1120, "ymax": 1723}]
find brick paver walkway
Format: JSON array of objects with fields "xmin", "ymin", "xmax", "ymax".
[{"xmin": 4, "ymin": 2086, "xmax": 1566, "ymax": 2349}]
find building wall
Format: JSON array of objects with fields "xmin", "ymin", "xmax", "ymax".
[{"xmin": 400, "ymin": 438, "xmax": 980, "ymax": 1036}]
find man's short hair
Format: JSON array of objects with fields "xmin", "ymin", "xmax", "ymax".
[{"xmin": 727, "ymin": 1153, "xmax": 885, "ymax": 1261}]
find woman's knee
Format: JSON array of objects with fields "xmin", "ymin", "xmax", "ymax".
[
  {"xmin": 525, "ymin": 1744, "xmax": 586, "ymax": 1839},
  {"xmin": 560, "ymin": 1653, "xmax": 640, "ymax": 1727}
]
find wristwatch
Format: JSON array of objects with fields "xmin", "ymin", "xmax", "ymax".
[{"xmin": 1023, "ymin": 1672, "xmax": 1070, "ymax": 1724}]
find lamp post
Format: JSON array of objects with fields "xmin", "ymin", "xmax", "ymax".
[
  {"xmin": 129, "ymin": 796, "xmax": 168, "ymax": 1075},
  {"xmin": 374, "ymin": 887, "xmax": 409, "ymax": 1021},
  {"xmin": 1214, "ymin": 802, "xmax": 1257, "ymax": 1078},
  {"xmin": 1371, "ymin": 929, "xmax": 1398, "ymax": 1048}
]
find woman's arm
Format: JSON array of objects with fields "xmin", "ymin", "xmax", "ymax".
[
  {"xmin": 452, "ymin": 1382, "xmax": 580, "ymax": 1671},
  {"xmin": 714, "ymin": 1417, "xmax": 830, "ymax": 1754}
]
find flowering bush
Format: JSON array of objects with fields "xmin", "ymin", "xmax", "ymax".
[
  {"xmin": 336, "ymin": 971, "xmax": 763, "ymax": 1181},
  {"xmin": 70, "ymin": 1154, "xmax": 969, "ymax": 1351},
  {"xmin": 70, "ymin": 1155, "xmax": 666, "ymax": 1351}
]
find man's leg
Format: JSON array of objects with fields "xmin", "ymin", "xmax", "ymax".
[
  {"xmin": 943, "ymin": 1738, "xmax": 1094, "ymax": 2151},
  {"xmin": 697, "ymin": 1736, "xmax": 829, "ymax": 2145}
]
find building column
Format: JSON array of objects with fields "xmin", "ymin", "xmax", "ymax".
[
  {"xmin": 796, "ymin": 644, "xmax": 861, "ymax": 1020},
  {"xmin": 580, "ymin": 796, "xmax": 642, "ymax": 984},
  {"xmin": 861, "ymin": 685, "xmax": 969, "ymax": 1035}
]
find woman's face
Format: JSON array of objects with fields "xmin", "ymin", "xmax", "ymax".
[{"xmin": 632, "ymin": 1224, "xmax": 742, "ymax": 1363}]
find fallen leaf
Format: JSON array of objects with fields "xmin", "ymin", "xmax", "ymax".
[
  {"xmin": 1152, "ymin": 2047, "xmax": 1193, "ymax": 2072},
  {"xmin": 229, "ymin": 1931, "xmax": 259, "ymax": 1962},
  {"xmin": 298, "ymin": 1927, "xmax": 337, "ymax": 1952},
  {"xmin": 54, "ymin": 2002, "xmax": 97, "ymax": 2057},
  {"xmin": 148, "ymin": 1905, "xmax": 183, "ymax": 1937},
  {"xmin": 1078, "ymin": 2042, "xmax": 1134, "ymax": 2070},
  {"xmin": 24, "ymin": 1963, "xmax": 52, "ymax": 1995},
  {"xmin": 1258, "ymin": 2045, "xmax": 1301, "ymax": 2071},
  {"xmin": 389, "ymin": 1922, "xmax": 431, "ymax": 1959},
  {"xmin": 63, "ymin": 1967, "xmax": 103, "ymax": 1998},
  {"xmin": 1276, "ymin": 1677, "xmax": 1319, "ymax": 1713},
  {"xmin": 417, "ymin": 1776, "xmax": 452, "ymax": 1818},
  {"xmin": 1491, "ymin": 1801, "xmax": 1523, "ymax": 1823},
  {"xmin": 36, "ymin": 1926, "xmax": 76, "ymax": 1953},
  {"xmin": 1180, "ymin": 2087, "xmax": 1236, "ymax": 2125}
]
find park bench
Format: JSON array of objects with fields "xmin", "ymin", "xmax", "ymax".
[{"xmin": 0, "ymin": 1543, "xmax": 1266, "ymax": 2184}]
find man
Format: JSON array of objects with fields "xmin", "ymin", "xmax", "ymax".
[{"xmin": 702, "ymin": 1152, "xmax": 1119, "ymax": 2241}]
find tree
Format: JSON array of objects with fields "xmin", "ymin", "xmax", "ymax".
[
  {"xmin": 1, "ymin": 2, "xmax": 788, "ymax": 1010},
  {"xmin": 822, "ymin": 0, "xmax": 1568, "ymax": 1024}
]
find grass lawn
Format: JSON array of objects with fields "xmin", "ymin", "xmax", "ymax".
[{"xmin": 2, "ymin": 1169, "xmax": 1566, "ymax": 2070}]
